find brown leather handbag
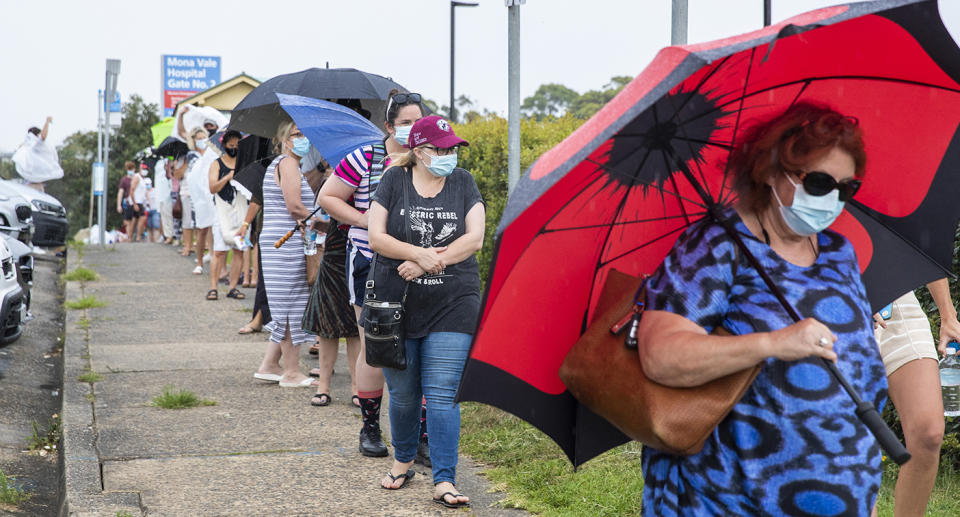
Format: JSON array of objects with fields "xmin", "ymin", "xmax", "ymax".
[{"xmin": 558, "ymin": 269, "xmax": 761, "ymax": 456}]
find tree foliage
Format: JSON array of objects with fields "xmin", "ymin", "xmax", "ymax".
[
  {"xmin": 521, "ymin": 76, "xmax": 633, "ymax": 121},
  {"xmin": 46, "ymin": 94, "xmax": 160, "ymax": 235},
  {"xmin": 453, "ymin": 114, "xmax": 585, "ymax": 281}
]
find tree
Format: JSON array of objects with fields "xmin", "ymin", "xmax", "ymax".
[
  {"xmin": 568, "ymin": 76, "xmax": 632, "ymax": 120},
  {"xmin": 45, "ymin": 94, "xmax": 161, "ymax": 236},
  {"xmin": 521, "ymin": 83, "xmax": 580, "ymax": 120}
]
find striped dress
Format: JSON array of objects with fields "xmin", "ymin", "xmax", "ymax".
[
  {"xmin": 333, "ymin": 143, "xmax": 388, "ymax": 259},
  {"xmin": 258, "ymin": 155, "xmax": 315, "ymax": 345}
]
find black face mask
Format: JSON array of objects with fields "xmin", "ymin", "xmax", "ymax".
[
  {"xmin": 224, "ymin": 147, "xmax": 238, "ymax": 158},
  {"xmin": 207, "ymin": 127, "xmax": 217, "ymax": 136}
]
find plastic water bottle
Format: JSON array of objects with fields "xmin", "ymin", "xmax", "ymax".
[
  {"xmin": 303, "ymin": 228, "xmax": 317, "ymax": 256},
  {"xmin": 941, "ymin": 342, "xmax": 960, "ymax": 417}
]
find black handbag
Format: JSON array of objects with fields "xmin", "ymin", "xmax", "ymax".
[{"xmin": 361, "ymin": 171, "xmax": 412, "ymax": 369}]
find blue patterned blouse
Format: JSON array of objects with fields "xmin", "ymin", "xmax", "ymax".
[{"xmin": 641, "ymin": 207, "xmax": 887, "ymax": 516}]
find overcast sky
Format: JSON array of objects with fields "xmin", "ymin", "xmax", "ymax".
[{"xmin": 1, "ymin": 0, "xmax": 958, "ymax": 152}]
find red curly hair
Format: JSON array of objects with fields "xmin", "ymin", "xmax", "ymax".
[{"xmin": 730, "ymin": 101, "xmax": 866, "ymax": 213}]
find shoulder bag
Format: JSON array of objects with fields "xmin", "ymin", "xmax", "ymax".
[
  {"xmin": 361, "ymin": 170, "xmax": 412, "ymax": 370},
  {"xmin": 558, "ymin": 268, "xmax": 762, "ymax": 456}
]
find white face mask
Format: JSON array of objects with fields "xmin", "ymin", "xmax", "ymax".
[
  {"xmin": 772, "ymin": 172, "xmax": 845, "ymax": 236},
  {"xmin": 196, "ymin": 139, "xmax": 208, "ymax": 150}
]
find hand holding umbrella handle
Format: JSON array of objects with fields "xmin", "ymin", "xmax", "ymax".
[
  {"xmin": 855, "ymin": 401, "xmax": 911, "ymax": 465},
  {"xmin": 274, "ymin": 229, "xmax": 296, "ymax": 248}
]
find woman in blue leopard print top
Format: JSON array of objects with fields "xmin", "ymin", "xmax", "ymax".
[{"xmin": 636, "ymin": 102, "xmax": 887, "ymax": 516}]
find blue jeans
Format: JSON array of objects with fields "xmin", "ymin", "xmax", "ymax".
[{"xmin": 382, "ymin": 332, "xmax": 471, "ymax": 485}]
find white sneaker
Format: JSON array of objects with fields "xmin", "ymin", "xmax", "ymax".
[
  {"xmin": 192, "ymin": 265, "xmax": 203, "ymax": 275},
  {"xmin": 202, "ymin": 253, "xmax": 211, "ymax": 264}
]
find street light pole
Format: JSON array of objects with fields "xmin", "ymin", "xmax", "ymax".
[
  {"xmin": 450, "ymin": 1, "xmax": 478, "ymax": 123},
  {"xmin": 764, "ymin": 0, "xmax": 772, "ymax": 26},
  {"xmin": 102, "ymin": 59, "xmax": 121, "ymax": 248},
  {"xmin": 507, "ymin": 0, "xmax": 525, "ymax": 194},
  {"xmin": 671, "ymin": 0, "xmax": 688, "ymax": 45}
]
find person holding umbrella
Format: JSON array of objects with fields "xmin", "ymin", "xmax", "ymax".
[
  {"xmin": 366, "ymin": 115, "xmax": 483, "ymax": 509},
  {"xmin": 634, "ymin": 102, "xmax": 886, "ymax": 516},
  {"xmin": 253, "ymin": 120, "xmax": 318, "ymax": 388},
  {"xmin": 317, "ymin": 91, "xmax": 424, "ymax": 458}
]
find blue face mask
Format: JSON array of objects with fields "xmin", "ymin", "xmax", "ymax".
[
  {"xmin": 393, "ymin": 125, "xmax": 412, "ymax": 146},
  {"xmin": 291, "ymin": 136, "xmax": 310, "ymax": 157},
  {"xmin": 424, "ymin": 152, "xmax": 457, "ymax": 177},
  {"xmin": 773, "ymin": 172, "xmax": 844, "ymax": 236}
]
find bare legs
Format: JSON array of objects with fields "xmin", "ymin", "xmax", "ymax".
[
  {"xmin": 346, "ymin": 336, "xmax": 360, "ymax": 398},
  {"xmin": 195, "ymin": 227, "xmax": 210, "ymax": 269},
  {"xmin": 888, "ymin": 358, "xmax": 944, "ymax": 517},
  {"xmin": 256, "ymin": 340, "xmax": 282, "ymax": 377},
  {"xmin": 313, "ymin": 337, "xmax": 339, "ymax": 400},
  {"xmin": 181, "ymin": 228, "xmax": 194, "ymax": 256}
]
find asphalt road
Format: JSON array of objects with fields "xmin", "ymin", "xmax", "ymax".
[{"xmin": 0, "ymin": 254, "xmax": 65, "ymax": 516}]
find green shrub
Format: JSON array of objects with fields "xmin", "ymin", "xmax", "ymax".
[{"xmin": 454, "ymin": 115, "xmax": 584, "ymax": 282}]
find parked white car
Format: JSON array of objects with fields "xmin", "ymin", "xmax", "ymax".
[{"xmin": 0, "ymin": 237, "xmax": 24, "ymax": 344}]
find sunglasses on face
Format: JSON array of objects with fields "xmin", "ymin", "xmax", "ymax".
[{"xmin": 792, "ymin": 170, "xmax": 862, "ymax": 201}]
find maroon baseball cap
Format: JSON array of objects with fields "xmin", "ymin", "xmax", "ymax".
[{"xmin": 406, "ymin": 115, "xmax": 469, "ymax": 149}]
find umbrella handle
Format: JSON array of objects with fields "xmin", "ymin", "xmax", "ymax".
[
  {"xmin": 856, "ymin": 402, "xmax": 911, "ymax": 465},
  {"xmin": 274, "ymin": 229, "xmax": 295, "ymax": 248}
]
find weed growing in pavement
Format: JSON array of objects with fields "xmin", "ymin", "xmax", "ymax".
[
  {"xmin": 0, "ymin": 469, "xmax": 31, "ymax": 506},
  {"xmin": 67, "ymin": 240, "xmax": 85, "ymax": 259},
  {"xmin": 65, "ymin": 296, "xmax": 106, "ymax": 310},
  {"xmin": 84, "ymin": 393, "xmax": 95, "ymax": 403},
  {"xmin": 150, "ymin": 386, "xmax": 216, "ymax": 409},
  {"xmin": 27, "ymin": 414, "xmax": 62, "ymax": 454},
  {"xmin": 116, "ymin": 511, "xmax": 135, "ymax": 517},
  {"xmin": 77, "ymin": 370, "xmax": 103, "ymax": 383},
  {"xmin": 76, "ymin": 317, "xmax": 91, "ymax": 330},
  {"xmin": 63, "ymin": 267, "xmax": 98, "ymax": 282}
]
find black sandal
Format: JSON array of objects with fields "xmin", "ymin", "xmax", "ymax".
[
  {"xmin": 381, "ymin": 469, "xmax": 415, "ymax": 490},
  {"xmin": 433, "ymin": 492, "xmax": 470, "ymax": 508},
  {"xmin": 205, "ymin": 289, "xmax": 218, "ymax": 300},
  {"xmin": 226, "ymin": 288, "xmax": 246, "ymax": 299},
  {"xmin": 310, "ymin": 393, "xmax": 331, "ymax": 406},
  {"xmin": 351, "ymin": 395, "xmax": 361, "ymax": 409}
]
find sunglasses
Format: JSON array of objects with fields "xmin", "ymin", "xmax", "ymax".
[
  {"xmin": 391, "ymin": 93, "xmax": 421, "ymax": 105},
  {"xmin": 792, "ymin": 170, "xmax": 862, "ymax": 201}
]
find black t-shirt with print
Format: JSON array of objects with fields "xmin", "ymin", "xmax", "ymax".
[{"xmin": 370, "ymin": 166, "xmax": 484, "ymax": 338}]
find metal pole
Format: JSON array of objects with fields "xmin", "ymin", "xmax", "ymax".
[
  {"xmin": 91, "ymin": 90, "xmax": 102, "ymax": 230},
  {"xmin": 450, "ymin": 2, "xmax": 456, "ymax": 122},
  {"xmin": 671, "ymin": 0, "xmax": 688, "ymax": 45},
  {"xmin": 102, "ymin": 106, "xmax": 110, "ymax": 248},
  {"xmin": 764, "ymin": 0, "xmax": 772, "ymax": 26},
  {"xmin": 507, "ymin": 1, "xmax": 522, "ymax": 194}
]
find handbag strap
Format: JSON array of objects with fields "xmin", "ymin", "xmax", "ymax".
[{"xmin": 365, "ymin": 169, "xmax": 414, "ymax": 303}]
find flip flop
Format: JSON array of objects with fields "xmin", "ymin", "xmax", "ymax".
[
  {"xmin": 310, "ymin": 393, "xmax": 331, "ymax": 406},
  {"xmin": 279, "ymin": 377, "xmax": 319, "ymax": 388},
  {"xmin": 433, "ymin": 492, "xmax": 470, "ymax": 508},
  {"xmin": 352, "ymin": 395, "xmax": 361, "ymax": 409},
  {"xmin": 381, "ymin": 469, "xmax": 415, "ymax": 490},
  {"xmin": 205, "ymin": 289, "xmax": 218, "ymax": 300},
  {"xmin": 253, "ymin": 372, "xmax": 281, "ymax": 382}
]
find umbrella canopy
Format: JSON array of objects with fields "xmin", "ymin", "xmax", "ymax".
[
  {"xmin": 151, "ymin": 117, "xmax": 175, "ymax": 147},
  {"xmin": 277, "ymin": 93, "xmax": 385, "ymax": 168},
  {"xmin": 457, "ymin": 0, "xmax": 960, "ymax": 467},
  {"xmin": 155, "ymin": 136, "xmax": 189, "ymax": 159},
  {"xmin": 229, "ymin": 67, "xmax": 408, "ymax": 137}
]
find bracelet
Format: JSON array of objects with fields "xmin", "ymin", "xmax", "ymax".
[{"xmin": 241, "ymin": 221, "xmax": 250, "ymax": 228}]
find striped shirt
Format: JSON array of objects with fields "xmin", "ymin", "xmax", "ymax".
[{"xmin": 334, "ymin": 143, "xmax": 388, "ymax": 258}]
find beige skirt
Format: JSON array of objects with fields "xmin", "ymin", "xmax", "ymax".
[{"xmin": 874, "ymin": 291, "xmax": 938, "ymax": 376}]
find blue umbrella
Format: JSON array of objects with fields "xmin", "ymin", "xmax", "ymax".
[{"xmin": 276, "ymin": 93, "xmax": 385, "ymax": 167}]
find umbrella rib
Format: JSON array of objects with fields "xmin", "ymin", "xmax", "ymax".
[
  {"xmin": 583, "ymin": 158, "xmax": 708, "ymax": 208},
  {"xmin": 598, "ymin": 223, "xmax": 697, "ymax": 268},
  {"xmin": 541, "ymin": 212, "xmax": 707, "ymax": 234},
  {"xmin": 718, "ymin": 46, "xmax": 757, "ymax": 205},
  {"xmin": 539, "ymin": 168, "xmax": 616, "ymax": 231},
  {"xmin": 662, "ymin": 83, "xmax": 714, "ymax": 198}
]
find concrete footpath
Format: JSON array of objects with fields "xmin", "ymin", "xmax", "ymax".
[{"xmin": 60, "ymin": 243, "xmax": 525, "ymax": 516}]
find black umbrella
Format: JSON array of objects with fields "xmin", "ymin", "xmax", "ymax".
[
  {"xmin": 155, "ymin": 136, "xmax": 189, "ymax": 159},
  {"xmin": 233, "ymin": 135, "xmax": 274, "ymax": 205},
  {"xmin": 229, "ymin": 67, "xmax": 408, "ymax": 137}
]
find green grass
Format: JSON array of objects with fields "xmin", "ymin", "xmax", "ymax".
[
  {"xmin": 460, "ymin": 403, "xmax": 644, "ymax": 516},
  {"xmin": 27, "ymin": 414, "xmax": 62, "ymax": 453},
  {"xmin": 64, "ymin": 296, "xmax": 106, "ymax": 310},
  {"xmin": 116, "ymin": 512, "xmax": 135, "ymax": 517},
  {"xmin": 77, "ymin": 370, "xmax": 103, "ymax": 383},
  {"xmin": 461, "ymin": 404, "xmax": 960, "ymax": 516},
  {"xmin": 62, "ymin": 267, "xmax": 97, "ymax": 282},
  {"xmin": 875, "ymin": 463, "xmax": 960, "ymax": 516},
  {"xmin": 150, "ymin": 386, "xmax": 216, "ymax": 410},
  {"xmin": 0, "ymin": 469, "xmax": 31, "ymax": 506},
  {"xmin": 76, "ymin": 317, "xmax": 91, "ymax": 330}
]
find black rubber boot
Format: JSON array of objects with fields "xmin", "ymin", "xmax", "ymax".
[{"xmin": 359, "ymin": 396, "xmax": 388, "ymax": 457}]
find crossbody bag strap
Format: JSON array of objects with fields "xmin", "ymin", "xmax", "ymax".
[{"xmin": 364, "ymin": 168, "xmax": 414, "ymax": 302}]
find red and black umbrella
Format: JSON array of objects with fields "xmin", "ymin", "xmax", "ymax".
[{"xmin": 457, "ymin": 0, "xmax": 960, "ymax": 467}]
